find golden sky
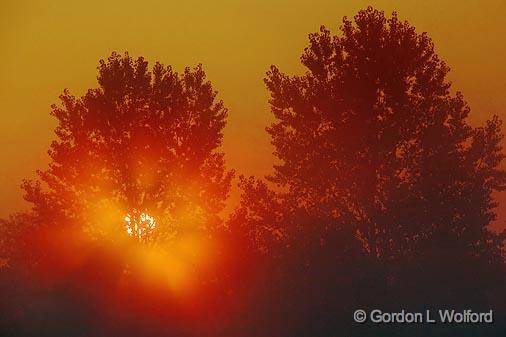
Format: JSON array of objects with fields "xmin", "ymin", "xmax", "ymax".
[{"xmin": 1, "ymin": 0, "xmax": 506, "ymax": 228}]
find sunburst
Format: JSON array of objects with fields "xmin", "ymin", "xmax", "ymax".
[{"xmin": 124, "ymin": 210, "xmax": 157, "ymax": 240}]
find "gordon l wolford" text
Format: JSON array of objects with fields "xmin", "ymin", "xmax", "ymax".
[{"xmin": 365, "ymin": 309, "xmax": 494, "ymax": 324}]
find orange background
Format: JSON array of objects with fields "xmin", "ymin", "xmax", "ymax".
[{"xmin": 1, "ymin": 0, "xmax": 505, "ymax": 229}]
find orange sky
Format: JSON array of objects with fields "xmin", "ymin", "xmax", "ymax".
[{"xmin": 1, "ymin": 0, "xmax": 506, "ymax": 228}]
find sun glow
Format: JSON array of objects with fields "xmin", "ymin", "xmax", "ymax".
[{"xmin": 124, "ymin": 210, "xmax": 157, "ymax": 240}]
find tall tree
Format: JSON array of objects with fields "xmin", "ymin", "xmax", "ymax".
[
  {"xmin": 230, "ymin": 7, "xmax": 506, "ymax": 335},
  {"xmin": 23, "ymin": 52, "xmax": 233, "ymax": 243},
  {"xmin": 235, "ymin": 7, "xmax": 506, "ymax": 261}
]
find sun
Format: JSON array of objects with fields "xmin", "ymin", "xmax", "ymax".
[{"xmin": 124, "ymin": 209, "xmax": 157, "ymax": 240}]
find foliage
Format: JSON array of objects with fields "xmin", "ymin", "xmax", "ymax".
[
  {"xmin": 234, "ymin": 7, "xmax": 506, "ymax": 262},
  {"xmin": 22, "ymin": 52, "xmax": 233, "ymax": 242},
  {"xmin": 230, "ymin": 7, "xmax": 506, "ymax": 336}
]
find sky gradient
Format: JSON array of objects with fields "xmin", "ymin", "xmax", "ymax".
[{"xmin": 1, "ymin": 0, "xmax": 506, "ymax": 229}]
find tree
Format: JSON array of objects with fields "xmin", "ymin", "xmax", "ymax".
[
  {"xmin": 22, "ymin": 52, "xmax": 233, "ymax": 243},
  {"xmin": 231, "ymin": 6, "xmax": 506, "ymax": 336},
  {"xmin": 235, "ymin": 6, "xmax": 505, "ymax": 261},
  {"xmin": 0, "ymin": 52, "xmax": 235, "ymax": 336}
]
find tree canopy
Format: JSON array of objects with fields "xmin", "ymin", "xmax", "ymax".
[
  {"xmin": 229, "ymin": 8, "xmax": 506, "ymax": 335},
  {"xmin": 23, "ymin": 52, "xmax": 233, "ymax": 243},
  {"xmin": 234, "ymin": 7, "xmax": 506, "ymax": 262}
]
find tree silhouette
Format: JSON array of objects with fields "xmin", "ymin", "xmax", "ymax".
[
  {"xmin": 0, "ymin": 53, "xmax": 235, "ymax": 336},
  {"xmin": 22, "ymin": 52, "xmax": 233, "ymax": 243},
  {"xmin": 231, "ymin": 6, "xmax": 506, "ymax": 336},
  {"xmin": 235, "ymin": 5, "xmax": 505, "ymax": 264}
]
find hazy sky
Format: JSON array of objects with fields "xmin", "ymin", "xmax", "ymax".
[{"xmin": 1, "ymin": 0, "xmax": 506, "ymax": 228}]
